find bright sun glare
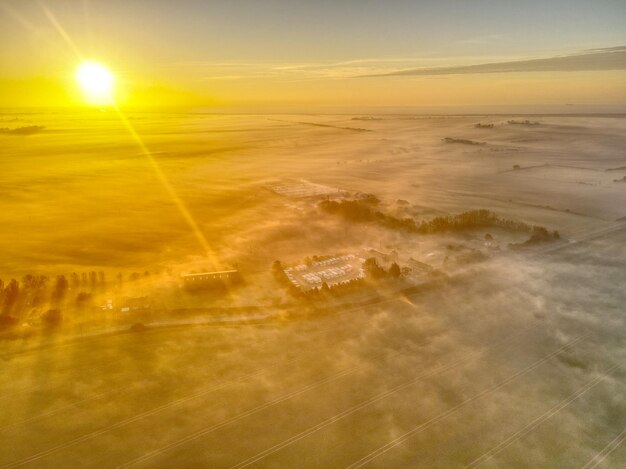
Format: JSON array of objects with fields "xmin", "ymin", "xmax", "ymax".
[{"xmin": 75, "ymin": 61, "xmax": 115, "ymax": 105}]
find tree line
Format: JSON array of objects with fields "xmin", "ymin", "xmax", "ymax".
[
  {"xmin": 0, "ymin": 271, "xmax": 107, "ymax": 316},
  {"xmin": 319, "ymin": 202, "xmax": 560, "ymax": 240},
  {"xmin": 0, "ymin": 270, "xmax": 156, "ymax": 321}
]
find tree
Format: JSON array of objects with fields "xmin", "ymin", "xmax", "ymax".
[
  {"xmin": 2, "ymin": 279, "xmax": 19, "ymax": 312},
  {"xmin": 271, "ymin": 260, "xmax": 285, "ymax": 280},
  {"xmin": 389, "ymin": 262, "xmax": 401, "ymax": 278},
  {"xmin": 364, "ymin": 258, "xmax": 386, "ymax": 279},
  {"xmin": 53, "ymin": 275, "xmax": 69, "ymax": 301},
  {"xmin": 71, "ymin": 272, "xmax": 80, "ymax": 288},
  {"xmin": 359, "ymin": 193, "xmax": 380, "ymax": 205},
  {"xmin": 98, "ymin": 271, "xmax": 106, "ymax": 284},
  {"xmin": 272, "ymin": 260, "xmax": 292, "ymax": 288},
  {"xmin": 21, "ymin": 274, "xmax": 34, "ymax": 289},
  {"xmin": 22, "ymin": 274, "xmax": 47, "ymax": 290}
]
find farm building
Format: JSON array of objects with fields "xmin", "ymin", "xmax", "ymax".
[
  {"xmin": 283, "ymin": 255, "xmax": 364, "ymax": 292},
  {"xmin": 181, "ymin": 270, "xmax": 240, "ymax": 290},
  {"xmin": 119, "ymin": 297, "xmax": 151, "ymax": 313}
]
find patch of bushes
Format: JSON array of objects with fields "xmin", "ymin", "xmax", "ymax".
[
  {"xmin": 0, "ymin": 315, "xmax": 19, "ymax": 329},
  {"xmin": 507, "ymin": 120, "xmax": 540, "ymax": 126},
  {"xmin": 130, "ymin": 322, "xmax": 147, "ymax": 332},
  {"xmin": 510, "ymin": 227, "xmax": 561, "ymax": 248},
  {"xmin": 41, "ymin": 309, "xmax": 62, "ymax": 327},
  {"xmin": 0, "ymin": 125, "xmax": 45, "ymax": 136},
  {"xmin": 442, "ymin": 137, "xmax": 485, "ymax": 145}
]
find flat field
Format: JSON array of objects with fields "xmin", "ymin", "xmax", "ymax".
[{"xmin": 0, "ymin": 112, "xmax": 624, "ymax": 468}]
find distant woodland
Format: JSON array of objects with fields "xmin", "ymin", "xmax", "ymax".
[{"xmin": 320, "ymin": 200, "xmax": 560, "ymax": 240}]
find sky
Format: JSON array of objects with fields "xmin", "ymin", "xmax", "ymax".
[{"xmin": 1, "ymin": 0, "xmax": 625, "ymax": 109}]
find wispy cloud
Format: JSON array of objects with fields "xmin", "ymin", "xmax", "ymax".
[
  {"xmin": 165, "ymin": 47, "xmax": 626, "ymax": 82},
  {"xmin": 168, "ymin": 58, "xmax": 429, "ymax": 81},
  {"xmin": 357, "ymin": 46, "xmax": 626, "ymax": 77},
  {"xmin": 457, "ymin": 34, "xmax": 503, "ymax": 45}
]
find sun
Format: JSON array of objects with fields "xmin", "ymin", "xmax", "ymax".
[{"xmin": 75, "ymin": 61, "xmax": 115, "ymax": 105}]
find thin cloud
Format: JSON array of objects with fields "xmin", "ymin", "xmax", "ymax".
[
  {"xmin": 166, "ymin": 47, "xmax": 626, "ymax": 81},
  {"xmin": 358, "ymin": 46, "xmax": 626, "ymax": 77},
  {"xmin": 168, "ymin": 57, "xmax": 458, "ymax": 81}
]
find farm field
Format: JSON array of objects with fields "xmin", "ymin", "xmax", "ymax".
[{"xmin": 0, "ymin": 112, "xmax": 624, "ymax": 467}]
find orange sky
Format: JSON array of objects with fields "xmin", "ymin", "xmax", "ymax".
[{"xmin": 1, "ymin": 0, "xmax": 625, "ymax": 110}]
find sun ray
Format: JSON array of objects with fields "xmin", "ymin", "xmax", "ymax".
[
  {"xmin": 38, "ymin": 5, "xmax": 217, "ymax": 265},
  {"xmin": 113, "ymin": 105, "xmax": 218, "ymax": 266},
  {"xmin": 40, "ymin": 4, "xmax": 83, "ymax": 60}
]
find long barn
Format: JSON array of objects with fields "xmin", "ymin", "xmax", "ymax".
[{"xmin": 181, "ymin": 270, "xmax": 239, "ymax": 288}]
